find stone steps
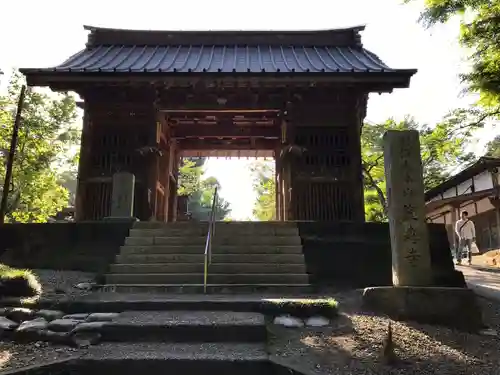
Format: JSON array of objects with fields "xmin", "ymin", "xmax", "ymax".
[
  {"xmin": 75, "ymin": 342, "xmax": 271, "ymax": 375},
  {"xmin": 105, "ymin": 221, "xmax": 309, "ymax": 291},
  {"xmin": 115, "ymin": 253, "xmax": 306, "ymax": 264},
  {"xmin": 110, "ymin": 263, "xmax": 307, "ymax": 274},
  {"xmin": 82, "ymin": 310, "xmax": 266, "ymax": 343},
  {"xmin": 99, "ymin": 284, "xmax": 313, "ymax": 294},
  {"xmin": 124, "ymin": 236, "xmax": 301, "ymax": 246},
  {"xmin": 119, "ymin": 245, "xmax": 303, "ymax": 255},
  {"xmin": 106, "ymin": 273, "xmax": 309, "ymax": 285},
  {"xmin": 129, "ymin": 227, "xmax": 298, "ymax": 236}
]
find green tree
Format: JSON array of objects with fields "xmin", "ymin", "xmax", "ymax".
[
  {"xmin": 177, "ymin": 158, "xmax": 231, "ymax": 220},
  {"xmin": 485, "ymin": 135, "xmax": 500, "ymax": 157},
  {"xmin": 409, "ymin": 0, "xmax": 500, "ymax": 117},
  {"xmin": 250, "ymin": 160, "xmax": 276, "ymax": 221},
  {"xmin": 0, "ymin": 71, "xmax": 79, "ymax": 222},
  {"xmin": 362, "ymin": 116, "xmax": 477, "ymax": 221}
]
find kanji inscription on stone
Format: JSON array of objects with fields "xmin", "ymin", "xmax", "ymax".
[
  {"xmin": 383, "ymin": 130, "xmax": 432, "ymax": 286},
  {"xmin": 110, "ymin": 172, "xmax": 135, "ymax": 218}
]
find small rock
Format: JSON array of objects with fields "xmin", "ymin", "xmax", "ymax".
[
  {"xmin": 36, "ymin": 309, "xmax": 65, "ymax": 322},
  {"xmin": 273, "ymin": 315, "xmax": 304, "ymax": 328},
  {"xmin": 74, "ymin": 282, "xmax": 95, "ymax": 291},
  {"xmin": 479, "ymin": 328, "xmax": 498, "ymax": 336},
  {"xmin": 70, "ymin": 331, "xmax": 101, "ymax": 348},
  {"xmin": 0, "ymin": 316, "xmax": 18, "ymax": 331},
  {"xmin": 48, "ymin": 319, "xmax": 81, "ymax": 332},
  {"xmin": 62, "ymin": 313, "xmax": 89, "ymax": 321},
  {"xmin": 39, "ymin": 330, "xmax": 70, "ymax": 344},
  {"xmin": 7, "ymin": 307, "xmax": 35, "ymax": 322},
  {"xmin": 86, "ymin": 313, "xmax": 119, "ymax": 322},
  {"xmin": 305, "ymin": 316, "xmax": 330, "ymax": 327},
  {"xmin": 17, "ymin": 317, "xmax": 48, "ymax": 332},
  {"xmin": 72, "ymin": 321, "xmax": 107, "ymax": 332}
]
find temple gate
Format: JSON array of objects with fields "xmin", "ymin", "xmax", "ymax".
[{"xmin": 21, "ymin": 25, "xmax": 416, "ymax": 222}]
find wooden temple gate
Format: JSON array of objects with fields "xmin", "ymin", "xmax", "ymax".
[{"xmin": 21, "ymin": 25, "xmax": 415, "ymax": 222}]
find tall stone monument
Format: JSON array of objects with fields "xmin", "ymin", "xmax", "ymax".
[
  {"xmin": 383, "ymin": 130, "xmax": 432, "ymax": 286},
  {"xmin": 362, "ymin": 129, "xmax": 482, "ymax": 332},
  {"xmin": 108, "ymin": 172, "xmax": 136, "ymax": 219}
]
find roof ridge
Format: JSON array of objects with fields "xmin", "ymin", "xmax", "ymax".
[{"xmin": 83, "ymin": 25, "xmax": 367, "ymax": 34}]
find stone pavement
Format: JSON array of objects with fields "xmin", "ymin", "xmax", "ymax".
[{"xmin": 457, "ymin": 265, "xmax": 500, "ymax": 301}]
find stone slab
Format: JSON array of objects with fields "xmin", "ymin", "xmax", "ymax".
[
  {"xmin": 82, "ymin": 342, "xmax": 268, "ymax": 361},
  {"xmin": 109, "ymin": 263, "xmax": 307, "ymax": 274},
  {"xmin": 115, "ymin": 253, "xmax": 306, "ymax": 264},
  {"xmin": 109, "ymin": 172, "xmax": 135, "ymax": 218},
  {"xmin": 383, "ymin": 130, "xmax": 432, "ymax": 286},
  {"xmin": 99, "ymin": 311, "xmax": 267, "ymax": 342},
  {"xmin": 113, "ymin": 310, "xmax": 265, "ymax": 326},
  {"xmin": 362, "ymin": 286, "xmax": 484, "ymax": 331},
  {"xmin": 119, "ymin": 245, "xmax": 303, "ymax": 255},
  {"xmin": 105, "ymin": 273, "xmax": 309, "ymax": 285}
]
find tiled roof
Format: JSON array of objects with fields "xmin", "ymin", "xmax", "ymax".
[{"xmin": 50, "ymin": 44, "xmax": 393, "ymax": 74}]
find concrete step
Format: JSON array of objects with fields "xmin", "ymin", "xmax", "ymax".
[
  {"xmin": 75, "ymin": 342, "xmax": 270, "ymax": 375},
  {"xmin": 110, "ymin": 263, "xmax": 307, "ymax": 274},
  {"xmin": 124, "ymin": 236, "xmax": 301, "ymax": 246},
  {"xmin": 120, "ymin": 245, "xmax": 303, "ymax": 255},
  {"xmin": 115, "ymin": 253, "xmax": 306, "ymax": 264},
  {"xmin": 106, "ymin": 273, "xmax": 309, "ymax": 285},
  {"xmin": 129, "ymin": 226, "xmax": 298, "ymax": 237},
  {"xmin": 98, "ymin": 284, "xmax": 312, "ymax": 294},
  {"xmin": 133, "ymin": 221, "xmax": 297, "ymax": 230},
  {"xmin": 93, "ymin": 311, "xmax": 266, "ymax": 343}
]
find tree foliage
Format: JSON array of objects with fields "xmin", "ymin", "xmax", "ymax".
[
  {"xmin": 362, "ymin": 116, "xmax": 477, "ymax": 221},
  {"xmin": 485, "ymin": 134, "xmax": 500, "ymax": 157},
  {"xmin": 250, "ymin": 160, "xmax": 276, "ymax": 221},
  {"xmin": 409, "ymin": 0, "xmax": 500, "ymax": 112},
  {"xmin": 0, "ymin": 71, "xmax": 79, "ymax": 222},
  {"xmin": 177, "ymin": 158, "xmax": 231, "ymax": 220}
]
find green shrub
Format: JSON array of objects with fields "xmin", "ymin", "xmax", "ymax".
[
  {"xmin": 262, "ymin": 298, "xmax": 339, "ymax": 319},
  {"xmin": 0, "ymin": 264, "xmax": 42, "ymax": 300}
]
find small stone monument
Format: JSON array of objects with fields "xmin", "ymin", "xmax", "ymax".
[
  {"xmin": 362, "ymin": 130, "xmax": 483, "ymax": 332},
  {"xmin": 383, "ymin": 130, "xmax": 432, "ymax": 286},
  {"xmin": 105, "ymin": 172, "xmax": 136, "ymax": 221}
]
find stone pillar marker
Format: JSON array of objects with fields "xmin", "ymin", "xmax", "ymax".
[
  {"xmin": 383, "ymin": 130, "xmax": 432, "ymax": 286},
  {"xmin": 109, "ymin": 172, "xmax": 135, "ymax": 219}
]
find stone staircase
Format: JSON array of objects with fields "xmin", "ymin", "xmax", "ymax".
[
  {"xmin": 66, "ymin": 310, "xmax": 273, "ymax": 375},
  {"xmin": 105, "ymin": 221, "xmax": 309, "ymax": 292}
]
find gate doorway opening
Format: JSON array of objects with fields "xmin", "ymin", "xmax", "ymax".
[
  {"xmin": 169, "ymin": 109, "xmax": 280, "ymax": 222},
  {"xmin": 180, "ymin": 157, "xmax": 276, "ymax": 222}
]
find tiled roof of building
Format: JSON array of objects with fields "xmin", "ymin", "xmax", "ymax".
[
  {"xmin": 425, "ymin": 157, "xmax": 500, "ymax": 201},
  {"xmin": 21, "ymin": 25, "xmax": 415, "ymax": 76}
]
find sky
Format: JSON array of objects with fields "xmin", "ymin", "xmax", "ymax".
[{"xmin": 0, "ymin": 0, "xmax": 497, "ymax": 219}]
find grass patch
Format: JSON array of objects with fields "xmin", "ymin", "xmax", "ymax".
[
  {"xmin": 0, "ymin": 264, "xmax": 42, "ymax": 302},
  {"xmin": 262, "ymin": 298, "xmax": 339, "ymax": 319}
]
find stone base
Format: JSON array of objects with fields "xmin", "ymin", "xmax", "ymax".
[
  {"xmin": 102, "ymin": 217, "xmax": 139, "ymax": 223},
  {"xmin": 362, "ymin": 286, "xmax": 484, "ymax": 332}
]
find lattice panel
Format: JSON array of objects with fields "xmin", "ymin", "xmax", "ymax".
[
  {"xmin": 293, "ymin": 181, "xmax": 354, "ymax": 221},
  {"xmin": 83, "ymin": 182, "xmax": 112, "ymax": 220}
]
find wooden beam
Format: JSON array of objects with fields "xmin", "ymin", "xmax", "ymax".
[
  {"xmin": 178, "ymin": 138, "xmax": 278, "ymax": 150},
  {"xmin": 172, "ymin": 124, "xmax": 280, "ymax": 138}
]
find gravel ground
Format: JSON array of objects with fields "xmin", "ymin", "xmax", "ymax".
[
  {"xmin": 0, "ymin": 269, "xmax": 96, "ymax": 371},
  {"xmin": 33, "ymin": 269, "xmax": 96, "ymax": 300},
  {"xmin": 268, "ymin": 291, "xmax": 500, "ymax": 375},
  {"xmin": 0, "ymin": 341, "xmax": 86, "ymax": 371}
]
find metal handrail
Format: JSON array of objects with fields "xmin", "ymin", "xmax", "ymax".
[{"xmin": 203, "ymin": 186, "xmax": 218, "ymax": 294}]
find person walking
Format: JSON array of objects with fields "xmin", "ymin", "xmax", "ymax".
[{"xmin": 455, "ymin": 210, "xmax": 476, "ymax": 265}]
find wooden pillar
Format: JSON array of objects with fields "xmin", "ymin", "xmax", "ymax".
[
  {"xmin": 74, "ymin": 102, "xmax": 91, "ymax": 221},
  {"xmin": 275, "ymin": 149, "xmax": 282, "ymax": 221}
]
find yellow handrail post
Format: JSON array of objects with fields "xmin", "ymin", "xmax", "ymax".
[{"xmin": 203, "ymin": 187, "xmax": 218, "ymax": 294}]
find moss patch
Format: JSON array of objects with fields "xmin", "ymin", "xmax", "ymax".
[
  {"xmin": 262, "ymin": 298, "xmax": 339, "ymax": 319},
  {"xmin": 0, "ymin": 264, "xmax": 42, "ymax": 302}
]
